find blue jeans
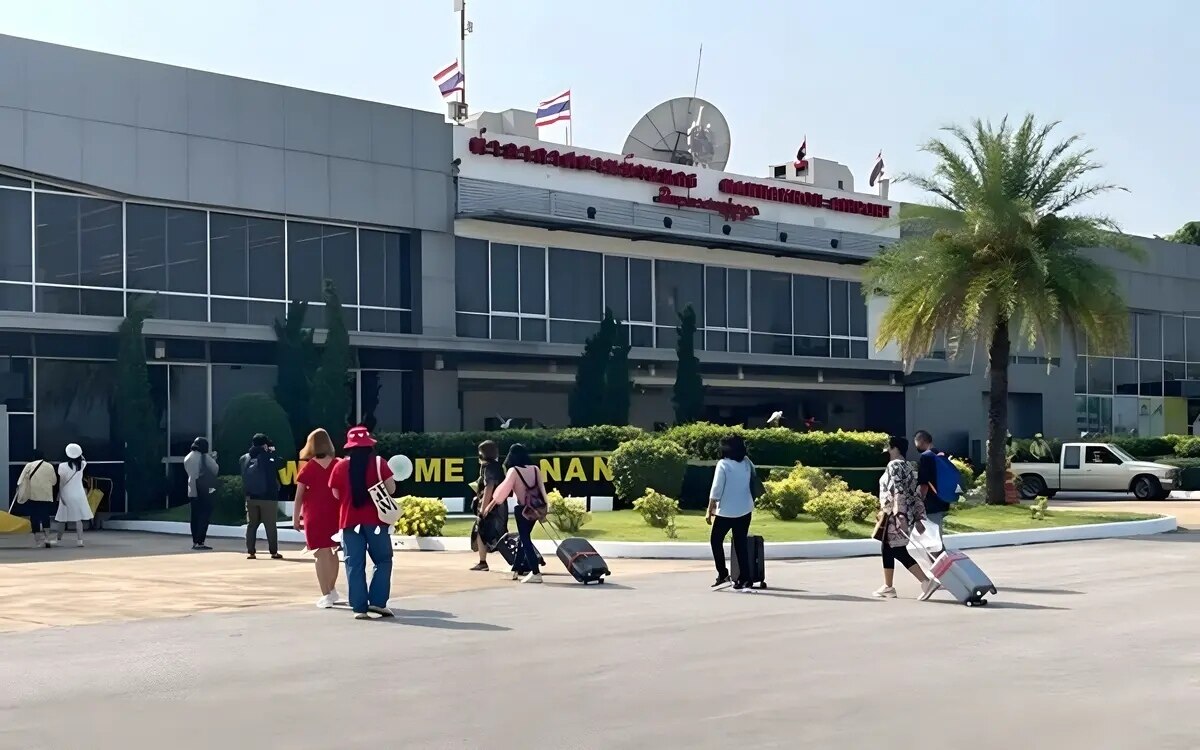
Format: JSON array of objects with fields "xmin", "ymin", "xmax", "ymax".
[
  {"xmin": 342, "ymin": 524, "xmax": 393, "ymax": 613},
  {"xmin": 514, "ymin": 513, "xmax": 540, "ymax": 575}
]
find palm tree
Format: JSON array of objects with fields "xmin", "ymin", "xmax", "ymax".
[{"xmin": 864, "ymin": 115, "xmax": 1139, "ymax": 504}]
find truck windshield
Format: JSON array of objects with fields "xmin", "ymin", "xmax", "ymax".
[{"xmin": 1106, "ymin": 445, "xmax": 1136, "ymax": 463}]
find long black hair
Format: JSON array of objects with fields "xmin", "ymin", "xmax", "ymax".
[
  {"xmin": 191, "ymin": 437, "xmax": 210, "ymax": 454},
  {"xmin": 67, "ymin": 455, "xmax": 84, "ymax": 472},
  {"xmin": 347, "ymin": 445, "xmax": 375, "ymax": 508},
  {"xmin": 504, "ymin": 443, "xmax": 533, "ymax": 471},
  {"xmin": 720, "ymin": 435, "xmax": 747, "ymax": 462}
]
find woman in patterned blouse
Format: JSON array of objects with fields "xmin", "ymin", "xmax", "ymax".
[{"xmin": 873, "ymin": 436, "xmax": 940, "ymax": 601}]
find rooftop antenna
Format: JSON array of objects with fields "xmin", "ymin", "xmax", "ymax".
[{"xmin": 692, "ymin": 44, "xmax": 703, "ymax": 101}]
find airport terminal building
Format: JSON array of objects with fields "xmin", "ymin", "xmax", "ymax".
[{"xmin": 2, "ymin": 34, "xmax": 1198, "ymax": 508}]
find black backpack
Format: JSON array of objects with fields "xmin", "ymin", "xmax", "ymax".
[{"xmin": 242, "ymin": 453, "xmax": 278, "ymax": 498}]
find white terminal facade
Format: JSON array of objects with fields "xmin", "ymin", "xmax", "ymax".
[{"xmin": 440, "ymin": 105, "xmax": 962, "ymax": 435}]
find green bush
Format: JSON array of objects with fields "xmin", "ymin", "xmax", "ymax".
[
  {"xmin": 546, "ymin": 489, "xmax": 590, "ymax": 533},
  {"xmin": 805, "ymin": 491, "xmax": 854, "ymax": 532},
  {"xmin": 951, "ymin": 457, "xmax": 976, "ymax": 491},
  {"xmin": 211, "ymin": 476, "xmax": 247, "ymax": 525},
  {"xmin": 609, "ymin": 438, "xmax": 689, "ymax": 500},
  {"xmin": 761, "ymin": 474, "xmax": 815, "ymax": 521},
  {"xmin": 846, "ymin": 487, "xmax": 880, "ymax": 524},
  {"xmin": 1030, "ymin": 496, "xmax": 1049, "ymax": 520},
  {"xmin": 215, "ymin": 393, "xmax": 296, "ymax": 475},
  {"xmin": 661, "ymin": 423, "xmax": 888, "ymax": 467},
  {"xmin": 374, "ymin": 425, "xmax": 646, "ymax": 461},
  {"xmin": 394, "ymin": 496, "xmax": 447, "ymax": 537},
  {"xmin": 1174, "ymin": 436, "xmax": 1200, "ymax": 458},
  {"xmin": 632, "ymin": 490, "xmax": 680, "ymax": 529}
]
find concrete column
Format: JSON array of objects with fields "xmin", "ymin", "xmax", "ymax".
[
  {"xmin": 422, "ymin": 369, "xmax": 461, "ymax": 431},
  {"xmin": 420, "ymin": 230, "xmax": 456, "ymax": 339}
]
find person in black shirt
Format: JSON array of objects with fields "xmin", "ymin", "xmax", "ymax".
[
  {"xmin": 913, "ymin": 429, "xmax": 948, "ymax": 553},
  {"xmin": 470, "ymin": 440, "xmax": 508, "ymax": 571}
]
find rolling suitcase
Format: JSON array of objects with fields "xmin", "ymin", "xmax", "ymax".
[
  {"xmin": 911, "ymin": 533, "xmax": 997, "ymax": 607},
  {"xmin": 730, "ymin": 534, "xmax": 767, "ymax": 589},
  {"xmin": 495, "ymin": 532, "xmax": 546, "ymax": 569},
  {"xmin": 540, "ymin": 522, "xmax": 610, "ymax": 584}
]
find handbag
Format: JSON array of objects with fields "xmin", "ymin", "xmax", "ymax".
[
  {"xmin": 367, "ymin": 456, "xmax": 401, "ymax": 526},
  {"xmin": 872, "ymin": 512, "xmax": 890, "ymax": 542},
  {"xmin": 749, "ymin": 463, "xmax": 766, "ymax": 500}
]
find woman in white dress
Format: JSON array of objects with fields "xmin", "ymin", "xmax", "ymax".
[{"xmin": 54, "ymin": 443, "xmax": 93, "ymax": 547}]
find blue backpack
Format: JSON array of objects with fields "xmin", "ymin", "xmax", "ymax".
[{"xmin": 924, "ymin": 451, "xmax": 963, "ymax": 504}]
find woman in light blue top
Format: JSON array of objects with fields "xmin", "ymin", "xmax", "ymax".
[{"xmin": 706, "ymin": 434, "xmax": 755, "ymax": 591}]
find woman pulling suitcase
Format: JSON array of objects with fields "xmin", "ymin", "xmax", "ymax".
[
  {"xmin": 706, "ymin": 435, "xmax": 757, "ymax": 592},
  {"xmin": 873, "ymin": 436, "xmax": 940, "ymax": 601}
]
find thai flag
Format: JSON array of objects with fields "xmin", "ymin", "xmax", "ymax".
[
  {"xmin": 535, "ymin": 90, "xmax": 571, "ymax": 127},
  {"xmin": 434, "ymin": 61, "xmax": 464, "ymax": 100}
]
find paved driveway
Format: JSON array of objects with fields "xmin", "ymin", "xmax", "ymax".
[{"xmin": 2, "ymin": 532, "xmax": 1198, "ymax": 748}]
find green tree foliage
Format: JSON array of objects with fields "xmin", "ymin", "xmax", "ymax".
[
  {"xmin": 568, "ymin": 310, "xmax": 618, "ymax": 427},
  {"xmin": 273, "ymin": 300, "xmax": 316, "ymax": 450},
  {"xmin": 214, "ymin": 393, "xmax": 296, "ymax": 475},
  {"xmin": 672, "ymin": 305, "xmax": 705, "ymax": 424},
  {"xmin": 865, "ymin": 115, "xmax": 1137, "ymax": 504},
  {"xmin": 114, "ymin": 302, "xmax": 165, "ymax": 512},
  {"xmin": 1167, "ymin": 221, "xmax": 1200, "ymax": 246},
  {"xmin": 603, "ymin": 317, "xmax": 632, "ymax": 426},
  {"xmin": 309, "ymin": 280, "xmax": 355, "ymax": 437}
]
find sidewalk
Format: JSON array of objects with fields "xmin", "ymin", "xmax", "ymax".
[{"xmin": 0, "ymin": 531, "xmax": 705, "ymax": 633}]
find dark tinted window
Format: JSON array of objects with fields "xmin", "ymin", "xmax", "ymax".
[
  {"xmin": 1063, "ymin": 445, "xmax": 1081, "ymax": 469},
  {"xmin": 36, "ymin": 287, "xmax": 122, "ymax": 317},
  {"xmin": 1188, "ymin": 318, "xmax": 1200, "ymax": 363},
  {"xmin": 287, "ymin": 222, "xmax": 357, "ymax": 304},
  {"xmin": 1140, "ymin": 359, "xmax": 1163, "ymax": 396},
  {"xmin": 848, "ymin": 281, "xmax": 867, "ymax": 337},
  {"xmin": 519, "ymin": 246, "xmax": 545, "ymax": 315},
  {"xmin": 36, "ymin": 359, "xmax": 118, "ymax": 460},
  {"xmin": 132, "ymin": 292, "xmax": 207, "ymax": 322},
  {"xmin": 126, "ymin": 204, "xmax": 206, "ymax": 294},
  {"xmin": 0, "ymin": 190, "xmax": 31, "ymax": 282},
  {"xmin": 0, "ymin": 283, "xmax": 31, "ymax": 312},
  {"xmin": 1163, "ymin": 315, "xmax": 1185, "ymax": 361},
  {"xmin": 1137, "ymin": 313, "xmax": 1161, "ymax": 359},
  {"xmin": 604, "ymin": 256, "xmax": 628, "ymax": 320},
  {"xmin": 1074, "ymin": 356, "xmax": 1087, "ymax": 393},
  {"xmin": 750, "ymin": 270, "xmax": 791, "ymax": 334},
  {"xmin": 549, "ymin": 319, "xmax": 599, "ymax": 345},
  {"xmin": 1087, "ymin": 357, "xmax": 1114, "ymax": 395},
  {"xmin": 705, "ymin": 267, "xmax": 727, "ymax": 327},
  {"xmin": 550, "ymin": 248, "xmax": 602, "ymax": 320},
  {"xmin": 727, "ymin": 269, "xmax": 748, "ymax": 329},
  {"xmin": 490, "ymin": 243, "xmax": 518, "ymax": 313},
  {"xmin": 210, "ymin": 213, "xmax": 285, "ymax": 300},
  {"xmin": 35, "ymin": 194, "xmax": 122, "ymax": 287},
  {"xmin": 655, "ymin": 260, "xmax": 703, "ymax": 326},
  {"xmin": 0, "ymin": 356, "xmax": 33, "ymax": 411},
  {"xmin": 1113, "ymin": 358, "xmax": 1138, "ymax": 395},
  {"xmin": 454, "ymin": 238, "xmax": 488, "ymax": 313},
  {"xmin": 628, "ymin": 258, "xmax": 652, "ymax": 322},
  {"xmin": 359, "ymin": 230, "xmax": 409, "ymax": 310},
  {"xmin": 793, "ymin": 275, "xmax": 828, "ymax": 336},
  {"xmin": 829, "ymin": 279, "xmax": 849, "ymax": 336}
]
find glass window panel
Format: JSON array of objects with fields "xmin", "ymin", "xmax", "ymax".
[
  {"xmin": 209, "ymin": 213, "xmax": 248, "ymax": 297},
  {"xmin": 604, "ymin": 256, "xmax": 628, "ymax": 320},
  {"xmin": 750, "ymin": 270, "xmax": 791, "ymax": 334},
  {"xmin": 520, "ymin": 317, "xmax": 547, "ymax": 342},
  {"xmin": 454, "ymin": 237, "xmax": 488, "ymax": 313},
  {"xmin": 360, "ymin": 308, "xmax": 411, "ymax": 334},
  {"xmin": 1087, "ymin": 356, "xmax": 1114, "ymax": 395},
  {"xmin": 35, "ymin": 194, "xmax": 122, "ymax": 288},
  {"xmin": 1164, "ymin": 361, "xmax": 1184, "ymax": 397},
  {"xmin": 1188, "ymin": 364, "xmax": 1200, "ymax": 382},
  {"xmin": 1137, "ymin": 313, "xmax": 1161, "ymax": 360},
  {"xmin": 550, "ymin": 319, "xmax": 599, "ymax": 345},
  {"xmin": 456, "ymin": 312, "xmax": 488, "ymax": 338},
  {"xmin": 1114, "ymin": 312, "xmax": 1137, "ymax": 358},
  {"xmin": 321, "ymin": 225, "xmax": 357, "ymax": 305},
  {"xmin": 654, "ymin": 326, "xmax": 674, "ymax": 349},
  {"xmin": 848, "ymin": 281, "xmax": 867, "ymax": 338},
  {"xmin": 36, "ymin": 287, "xmax": 122, "ymax": 317},
  {"xmin": 9, "ymin": 413, "xmax": 34, "ymax": 462},
  {"xmin": 630, "ymin": 325, "xmax": 653, "ymax": 348},
  {"xmin": 491, "ymin": 316, "xmax": 518, "ymax": 341},
  {"xmin": 211, "ymin": 298, "xmax": 249, "ymax": 325},
  {"xmin": 0, "ymin": 174, "xmax": 30, "ymax": 188},
  {"xmin": 0, "ymin": 189, "xmax": 31, "ymax": 282},
  {"xmin": 751, "ymin": 334, "xmax": 792, "ymax": 356},
  {"xmin": 1112, "ymin": 396, "xmax": 1139, "ymax": 436},
  {"xmin": 132, "ymin": 292, "xmax": 207, "ymax": 322},
  {"xmin": 287, "ymin": 221, "xmax": 324, "ymax": 303},
  {"xmin": 168, "ymin": 365, "xmax": 207, "ymax": 455},
  {"xmin": 0, "ymin": 282, "xmax": 31, "ymax": 312},
  {"xmin": 795, "ymin": 336, "xmax": 830, "ymax": 358},
  {"xmin": 850, "ymin": 339, "xmax": 868, "ymax": 359},
  {"xmin": 793, "ymin": 275, "xmax": 829, "ymax": 336},
  {"xmin": 248, "ymin": 301, "xmax": 284, "ymax": 326},
  {"xmin": 829, "ymin": 279, "xmax": 849, "ymax": 336},
  {"xmin": 1113, "ymin": 358, "xmax": 1138, "ymax": 395},
  {"xmin": 705, "ymin": 267, "xmax": 727, "ymax": 327},
  {"xmin": 211, "ymin": 364, "xmax": 276, "ymax": 440},
  {"xmin": 1073, "ymin": 396, "xmax": 1090, "ymax": 435},
  {"xmin": 1140, "ymin": 360, "xmax": 1163, "ymax": 397},
  {"xmin": 831, "ymin": 338, "xmax": 850, "ymax": 358},
  {"xmin": 358, "ymin": 229, "xmax": 387, "ymax": 308},
  {"xmin": 36, "ymin": 359, "xmax": 118, "ymax": 460},
  {"xmin": 361, "ymin": 370, "xmax": 406, "ymax": 433},
  {"xmin": 729, "ymin": 332, "xmax": 749, "ymax": 353},
  {"xmin": 654, "ymin": 260, "xmax": 704, "ymax": 327},
  {"xmin": 519, "ymin": 246, "xmax": 545, "ymax": 315},
  {"xmin": 549, "ymin": 248, "xmax": 603, "ymax": 320},
  {"xmin": 0, "ymin": 356, "xmax": 33, "ymax": 411},
  {"xmin": 1095, "ymin": 396, "xmax": 1113, "ymax": 434},
  {"xmin": 210, "ymin": 213, "xmax": 284, "ymax": 300},
  {"xmin": 395, "ymin": 234, "xmax": 411, "ymax": 310},
  {"xmin": 1074, "ymin": 356, "xmax": 1087, "ymax": 393},
  {"xmin": 490, "ymin": 243, "xmax": 518, "ymax": 313},
  {"xmin": 727, "ymin": 268, "xmax": 748, "ymax": 329},
  {"xmin": 1187, "ymin": 318, "xmax": 1200, "ymax": 363},
  {"xmin": 705, "ymin": 330, "xmax": 727, "ymax": 352},
  {"xmin": 628, "ymin": 258, "xmax": 653, "ymax": 322},
  {"xmin": 166, "ymin": 208, "xmax": 206, "ymax": 294},
  {"xmin": 1163, "ymin": 315, "xmax": 1185, "ymax": 362},
  {"xmin": 125, "ymin": 203, "xmax": 166, "ymax": 291},
  {"xmin": 248, "ymin": 217, "xmax": 285, "ymax": 300}
]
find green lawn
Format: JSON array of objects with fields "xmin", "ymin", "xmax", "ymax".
[{"xmin": 439, "ymin": 505, "xmax": 1160, "ymax": 543}]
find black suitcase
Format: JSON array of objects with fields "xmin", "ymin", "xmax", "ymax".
[
  {"xmin": 541, "ymin": 522, "xmax": 610, "ymax": 584},
  {"xmin": 730, "ymin": 534, "xmax": 767, "ymax": 589},
  {"xmin": 495, "ymin": 532, "xmax": 546, "ymax": 569}
]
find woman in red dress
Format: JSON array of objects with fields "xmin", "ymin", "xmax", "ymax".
[{"xmin": 293, "ymin": 428, "xmax": 341, "ymax": 608}]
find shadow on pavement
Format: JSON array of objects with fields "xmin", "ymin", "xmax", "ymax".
[
  {"xmin": 749, "ymin": 587, "xmax": 879, "ymax": 604},
  {"xmin": 382, "ymin": 608, "xmax": 511, "ymax": 631},
  {"xmin": 1125, "ymin": 530, "xmax": 1200, "ymax": 543},
  {"xmin": 925, "ymin": 598, "xmax": 1069, "ymax": 612},
  {"xmin": 0, "ymin": 532, "xmax": 304, "ymax": 564},
  {"xmin": 1002, "ymin": 587, "xmax": 1083, "ymax": 596}
]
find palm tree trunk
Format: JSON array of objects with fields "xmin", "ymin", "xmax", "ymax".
[{"xmin": 986, "ymin": 317, "xmax": 1011, "ymax": 505}]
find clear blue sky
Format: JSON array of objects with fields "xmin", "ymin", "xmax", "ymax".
[{"xmin": 3, "ymin": 0, "xmax": 1194, "ymax": 237}]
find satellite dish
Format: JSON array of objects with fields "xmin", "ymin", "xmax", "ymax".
[{"xmin": 622, "ymin": 97, "xmax": 730, "ymax": 170}]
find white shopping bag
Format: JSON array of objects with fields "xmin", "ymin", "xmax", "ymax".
[{"xmin": 907, "ymin": 520, "xmax": 943, "ymax": 562}]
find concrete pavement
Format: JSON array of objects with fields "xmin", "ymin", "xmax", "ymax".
[{"xmin": 2, "ymin": 532, "xmax": 1199, "ymax": 748}]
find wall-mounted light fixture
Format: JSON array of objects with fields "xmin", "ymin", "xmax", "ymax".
[
  {"xmin": 663, "ymin": 216, "xmax": 672, "ymax": 229},
  {"xmin": 779, "ymin": 231, "xmax": 788, "ymax": 242},
  {"xmin": 586, "ymin": 206, "xmax": 597, "ymax": 219}
]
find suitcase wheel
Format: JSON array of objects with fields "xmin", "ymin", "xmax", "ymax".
[{"xmin": 597, "ymin": 577, "xmax": 605, "ymax": 584}]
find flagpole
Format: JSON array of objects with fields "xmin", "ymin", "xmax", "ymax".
[
  {"xmin": 567, "ymin": 99, "xmax": 573, "ymax": 146},
  {"xmin": 459, "ymin": 0, "xmax": 467, "ymax": 107}
]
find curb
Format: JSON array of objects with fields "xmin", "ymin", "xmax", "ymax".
[{"xmin": 106, "ymin": 515, "xmax": 1178, "ymax": 559}]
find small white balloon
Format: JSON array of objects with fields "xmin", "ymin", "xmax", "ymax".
[{"xmin": 388, "ymin": 454, "xmax": 414, "ymax": 482}]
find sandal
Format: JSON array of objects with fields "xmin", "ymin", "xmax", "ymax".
[{"xmin": 470, "ymin": 562, "xmax": 489, "ymax": 572}]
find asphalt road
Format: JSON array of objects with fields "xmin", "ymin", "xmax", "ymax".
[{"xmin": 3, "ymin": 535, "xmax": 1199, "ymax": 749}]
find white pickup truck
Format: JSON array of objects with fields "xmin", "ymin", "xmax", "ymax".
[{"xmin": 1012, "ymin": 442, "xmax": 1178, "ymax": 500}]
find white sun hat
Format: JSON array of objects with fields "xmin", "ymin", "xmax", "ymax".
[{"xmin": 65, "ymin": 443, "xmax": 83, "ymax": 459}]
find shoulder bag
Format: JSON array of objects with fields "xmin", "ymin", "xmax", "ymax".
[{"xmin": 367, "ymin": 456, "xmax": 401, "ymax": 526}]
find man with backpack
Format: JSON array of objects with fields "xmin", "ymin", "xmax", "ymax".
[
  {"xmin": 913, "ymin": 429, "xmax": 961, "ymax": 555},
  {"xmin": 240, "ymin": 433, "xmax": 283, "ymax": 560}
]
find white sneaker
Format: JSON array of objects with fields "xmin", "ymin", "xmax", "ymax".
[
  {"xmin": 327, "ymin": 589, "xmax": 342, "ymax": 605},
  {"xmin": 521, "ymin": 572, "xmax": 543, "ymax": 584},
  {"xmin": 316, "ymin": 593, "xmax": 335, "ymax": 609},
  {"xmin": 368, "ymin": 605, "xmax": 395, "ymax": 618},
  {"xmin": 919, "ymin": 579, "xmax": 941, "ymax": 601},
  {"xmin": 873, "ymin": 585, "xmax": 897, "ymax": 598},
  {"xmin": 76, "ymin": 540, "xmax": 85, "ymax": 548}
]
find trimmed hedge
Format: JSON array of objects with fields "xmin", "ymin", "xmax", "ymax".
[
  {"xmin": 375, "ymin": 425, "xmax": 645, "ymax": 460},
  {"xmin": 1011, "ymin": 434, "xmax": 1179, "ymax": 462},
  {"xmin": 660, "ymin": 423, "xmax": 888, "ymax": 467}
]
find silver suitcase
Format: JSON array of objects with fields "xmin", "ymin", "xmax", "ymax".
[{"xmin": 929, "ymin": 550, "xmax": 997, "ymax": 607}]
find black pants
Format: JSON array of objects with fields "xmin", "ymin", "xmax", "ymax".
[
  {"xmin": 881, "ymin": 542, "xmax": 918, "ymax": 570},
  {"xmin": 710, "ymin": 512, "xmax": 751, "ymax": 583},
  {"xmin": 27, "ymin": 502, "xmax": 53, "ymax": 535},
  {"xmin": 514, "ymin": 513, "xmax": 540, "ymax": 575},
  {"xmin": 246, "ymin": 499, "xmax": 279, "ymax": 554},
  {"xmin": 190, "ymin": 494, "xmax": 213, "ymax": 545}
]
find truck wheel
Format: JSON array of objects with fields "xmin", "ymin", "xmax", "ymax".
[
  {"xmin": 1019, "ymin": 474, "xmax": 1046, "ymax": 500},
  {"xmin": 1132, "ymin": 476, "xmax": 1160, "ymax": 500}
]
